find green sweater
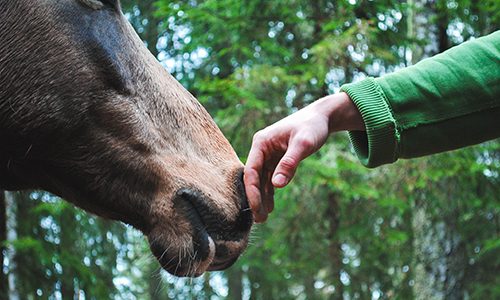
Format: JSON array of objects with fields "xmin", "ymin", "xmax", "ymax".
[{"xmin": 341, "ymin": 30, "xmax": 500, "ymax": 168}]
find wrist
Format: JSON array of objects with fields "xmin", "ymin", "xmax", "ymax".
[{"xmin": 312, "ymin": 92, "xmax": 365, "ymax": 133}]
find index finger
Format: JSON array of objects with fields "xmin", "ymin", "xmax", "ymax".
[{"xmin": 244, "ymin": 143, "xmax": 268, "ymax": 223}]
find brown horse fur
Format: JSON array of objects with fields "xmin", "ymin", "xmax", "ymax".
[{"xmin": 0, "ymin": 0, "xmax": 253, "ymax": 276}]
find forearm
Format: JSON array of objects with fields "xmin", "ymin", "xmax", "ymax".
[
  {"xmin": 341, "ymin": 30, "xmax": 500, "ymax": 167},
  {"xmin": 309, "ymin": 92, "xmax": 365, "ymax": 133}
]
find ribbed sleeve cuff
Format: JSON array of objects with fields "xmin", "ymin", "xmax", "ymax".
[{"xmin": 340, "ymin": 78, "xmax": 399, "ymax": 168}]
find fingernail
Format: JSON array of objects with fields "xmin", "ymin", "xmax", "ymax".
[{"xmin": 273, "ymin": 174, "xmax": 288, "ymax": 187}]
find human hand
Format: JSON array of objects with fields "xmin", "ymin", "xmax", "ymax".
[{"xmin": 244, "ymin": 92, "xmax": 364, "ymax": 223}]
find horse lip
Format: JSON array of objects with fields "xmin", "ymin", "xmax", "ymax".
[
  {"xmin": 151, "ymin": 227, "xmax": 216, "ymax": 277},
  {"xmin": 177, "ymin": 236, "xmax": 216, "ymax": 277},
  {"xmin": 174, "ymin": 189, "xmax": 213, "ymax": 262},
  {"xmin": 207, "ymin": 255, "xmax": 239, "ymax": 271},
  {"xmin": 173, "ymin": 187, "xmax": 251, "ymax": 274}
]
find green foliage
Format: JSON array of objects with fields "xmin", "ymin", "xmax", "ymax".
[
  {"xmin": 3, "ymin": 192, "xmax": 132, "ymax": 299},
  {"xmin": 2, "ymin": 1, "xmax": 498, "ymax": 299}
]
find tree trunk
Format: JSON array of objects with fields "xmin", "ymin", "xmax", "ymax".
[
  {"xmin": 227, "ymin": 267, "xmax": 243, "ymax": 300},
  {"xmin": 148, "ymin": 267, "xmax": 168, "ymax": 300},
  {"xmin": 311, "ymin": 0, "xmax": 325, "ymax": 39},
  {"xmin": 470, "ymin": 0, "xmax": 488, "ymax": 36},
  {"xmin": 435, "ymin": 0, "xmax": 449, "ymax": 53},
  {"xmin": 60, "ymin": 209, "xmax": 75, "ymax": 300},
  {"xmin": 5, "ymin": 192, "xmax": 19, "ymax": 300},
  {"xmin": 304, "ymin": 276, "xmax": 317, "ymax": 300},
  {"xmin": 412, "ymin": 192, "xmax": 466, "ymax": 300},
  {"xmin": 327, "ymin": 192, "xmax": 343, "ymax": 300},
  {"xmin": 203, "ymin": 272, "xmax": 213, "ymax": 298},
  {"xmin": 0, "ymin": 191, "xmax": 7, "ymax": 299},
  {"xmin": 405, "ymin": 0, "xmax": 425, "ymax": 66}
]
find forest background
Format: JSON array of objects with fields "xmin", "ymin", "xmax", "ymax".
[{"xmin": 1, "ymin": 0, "xmax": 499, "ymax": 299}]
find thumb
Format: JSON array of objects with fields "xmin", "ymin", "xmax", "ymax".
[{"xmin": 272, "ymin": 137, "xmax": 313, "ymax": 188}]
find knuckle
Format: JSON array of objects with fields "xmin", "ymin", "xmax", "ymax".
[
  {"xmin": 267, "ymin": 200, "xmax": 275, "ymax": 213},
  {"xmin": 280, "ymin": 156, "xmax": 297, "ymax": 170},
  {"xmin": 295, "ymin": 136, "xmax": 315, "ymax": 149},
  {"xmin": 244, "ymin": 166, "xmax": 257, "ymax": 178},
  {"xmin": 252, "ymin": 130, "xmax": 266, "ymax": 143},
  {"xmin": 248, "ymin": 198, "xmax": 261, "ymax": 213},
  {"xmin": 256, "ymin": 213, "xmax": 268, "ymax": 223}
]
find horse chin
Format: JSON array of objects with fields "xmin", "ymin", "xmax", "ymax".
[
  {"xmin": 195, "ymin": 236, "xmax": 217, "ymax": 276},
  {"xmin": 148, "ymin": 227, "xmax": 250, "ymax": 277},
  {"xmin": 144, "ymin": 170, "xmax": 253, "ymax": 277},
  {"xmin": 171, "ymin": 236, "xmax": 217, "ymax": 278}
]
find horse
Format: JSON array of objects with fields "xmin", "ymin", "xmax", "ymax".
[{"xmin": 0, "ymin": 0, "xmax": 253, "ymax": 277}]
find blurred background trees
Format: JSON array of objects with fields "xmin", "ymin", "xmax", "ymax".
[{"xmin": 1, "ymin": 0, "xmax": 498, "ymax": 299}]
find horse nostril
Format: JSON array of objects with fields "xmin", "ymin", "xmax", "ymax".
[
  {"xmin": 176, "ymin": 188, "xmax": 201, "ymax": 203},
  {"xmin": 236, "ymin": 168, "xmax": 250, "ymax": 211},
  {"xmin": 234, "ymin": 168, "xmax": 254, "ymax": 230}
]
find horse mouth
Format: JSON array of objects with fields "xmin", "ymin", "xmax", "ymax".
[
  {"xmin": 150, "ymin": 187, "xmax": 252, "ymax": 277},
  {"xmin": 151, "ymin": 232, "xmax": 216, "ymax": 277},
  {"xmin": 207, "ymin": 252, "xmax": 239, "ymax": 271}
]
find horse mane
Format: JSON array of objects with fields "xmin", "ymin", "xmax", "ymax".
[{"xmin": 78, "ymin": 0, "xmax": 104, "ymax": 10}]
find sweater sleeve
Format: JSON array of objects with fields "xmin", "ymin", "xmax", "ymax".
[{"xmin": 340, "ymin": 30, "xmax": 500, "ymax": 168}]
